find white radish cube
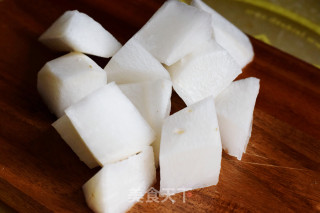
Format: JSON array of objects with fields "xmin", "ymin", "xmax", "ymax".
[
  {"xmin": 39, "ymin": 10, "xmax": 121, "ymax": 58},
  {"xmin": 52, "ymin": 115, "xmax": 99, "ymax": 168},
  {"xmin": 160, "ymin": 97, "xmax": 222, "ymax": 194},
  {"xmin": 105, "ymin": 38, "xmax": 170, "ymax": 84},
  {"xmin": 37, "ymin": 52, "xmax": 106, "ymax": 117},
  {"xmin": 53, "ymin": 82, "xmax": 155, "ymax": 166},
  {"xmin": 134, "ymin": 1, "xmax": 212, "ymax": 66},
  {"xmin": 215, "ymin": 77, "xmax": 260, "ymax": 160},
  {"xmin": 168, "ymin": 40, "xmax": 241, "ymax": 106},
  {"xmin": 119, "ymin": 79, "xmax": 172, "ymax": 167},
  {"xmin": 83, "ymin": 146, "xmax": 156, "ymax": 213},
  {"xmin": 192, "ymin": 0, "xmax": 254, "ymax": 68}
]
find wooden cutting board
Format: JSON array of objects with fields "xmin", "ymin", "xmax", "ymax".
[{"xmin": 0, "ymin": 0, "xmax": 319, "ymax": 212}]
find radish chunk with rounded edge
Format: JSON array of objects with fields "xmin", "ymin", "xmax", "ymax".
[
  {"xmin": 105, "ymin": 38, "xmax": 170, "ymax": 84},
  {"xmin": 215, "ymin": 77, "xmax": 260, "ymax": 160},
  {"xmin": 168, "ymin": 40, "xmax": 241, "ymax": 106},
  {"xmin": 53, "ymin": 82, "xmax": 155, "ymax": 166},
  {"xmin": 83, "ymin": 146, "xmax": 156, "ymax": 213},
  {"xmin": 37, "ymin": 52, "xmax": 107, "ymax": 117},
  {"xmin": 52, "ymin": 115, "xmax": 99, "ymax": 168},
  {"xmin": 119, "ymin": 79, "xmax": 172, "ymax": 167},
  {"xmin": 134, "ymin": 1, "xmax": 212, "ymax": 66},
  {"xmin": 160, "ymin": 97, "xmax": 222, "ymax": 195},
  {"xmin": 39, "ymin": 10, "xmax": 121, "ymax": 58},
  {"xmin": 191, "ymin": 0, "xmax": 254, "ymax": 68}
]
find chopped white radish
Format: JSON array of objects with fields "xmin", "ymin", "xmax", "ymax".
[
  {"xmin": 39, "ymin": 10, "xmax": 121, "ymax": 58},
  {"xmin": 134, "ymin": 1, "xmax": 212, "ymax": 66},
  {"xmin": 37, "ymin": 52, "xmax": 106, "ymax": 117},
  {"xmin": 105, "ymin": 38, "xmax": 170, "ymax": 84},
  {"xmin": 53, "ymin": 82, "xmax": 155, "ymax": 166},
  {"xmin": 160, "ymin": 97, "xmax": 222, "ymax": 194},
  {"xmin": 119, "ymin": 79, "xmax": 172, "ymax": 167},
  {"xmin": 215, "ymin": 77, "xmax": 260, "ymax": 160},
  {"xmin": 168, "ymin": 40, "xmax": 241, "ymax": 106},
  {"xmin": 83, "ymin": 146, "xmax": 156, "ymax": 213},
  {"xmin": 191, "ymin": 0, "xmax": 254, "ymax": 68},
  {"xmin": 52, "ymin": 115, "xmax": 99, "ymax": 168}
]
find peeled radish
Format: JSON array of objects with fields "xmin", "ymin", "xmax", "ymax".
[
  {"xmin": 168, "ymin": 40, "xmax": 241, "ymax": 106},
  {"xmin": 119, "ymin": 79, "xmax": 172, "ymax": 167},
  {"xmin": 39, "ymin": 10, "xmax": 121, "ymax": 58},
  {"xmin": 53, "ymin": 82, "xmax": 155, "ymax": 167},
  {"xmin": 53, "ymin": 115, "xmax": 99, "ymax": 168},
  {"xmin": 83, "ymin": 146, "xmax": 156, "ymax": 213},
  {"xmin": 105, "ymin": 38, "xmax": 170, "ymax": 84},
  {"xmin": 134, "ymin": 0, "xmax": 212, "ymax": 66},
  {"xmin": 160, "ymin": 97, "xmax": 222, "ymax": 194},
  {"xmin": 37, "ymin": 52, "xmax": 106, "ymax": 117},
  {"xmin": 36, "ymin": 1, "xmax": 262, "ymax": 211},
  {"xmin": 191, "ymin": 0, "xmax": 254, "ymax": 68},
  {"xmin": 215, "ymin": 77, "xmax": 260, "ymax": 160}
]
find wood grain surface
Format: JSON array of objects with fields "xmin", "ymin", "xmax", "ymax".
[{"xmin": 0, "ymin": 0, "xmax": 319, "ymax": 212}]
